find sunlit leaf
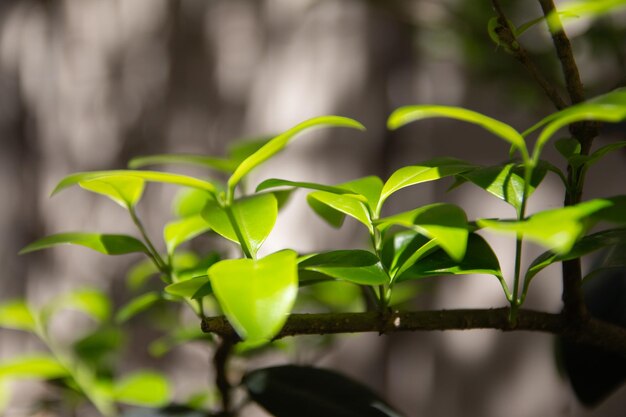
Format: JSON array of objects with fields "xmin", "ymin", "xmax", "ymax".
[
  {"xmin": 379, "ymin": 158, "xmax": 476, "ymax": 211},
  {"xmin": 244, "ymin": 365, "xmax": 405, "ymax": 417},
  {"xmin": 128, "ymin": 154, "xmax": 236, "ymax": 173},
  {"xmin": 526, "ymin": 88, "xmax": 626, "ymax": 162},
  {"xmin": 44, "ymin": 289, "xmax": 111, "ymax": 323},
  {"xmin": 340, "ymin": 176, "xmax": 383, "ymax": 213},
  {"xmin": 113, "ymin": 371, "xmax": 170, "ymax": 407},
  {"xmin": 227, "ymin": 116, "xmax": 365, "ymax": 195},
  {"xmin": 165, "ymin": 275, "xmax": 210, "ymax": 299},
  {"xmin": 163, "ymin": 215, "xmax": 211, "ymax": 255},
  {"xmin": 20, "ymin": 233, "xmax": 148, "ymax": 256},
  {"xmin": 116, "ymin": 292, "xmax": 162, "ymax": 324},
  {"xmin": 307, "ymin": 192, "xmax": 371, "ymax": 230},
  {"xmin": 79, "ymin": 175, "xmax": 145, "ymax": 208},
  {"xmin": 0, "ymin": 301, "xmax": 36, "ymax": 332},
  {"xmin": 459, "ymin": 163, "xmax": 547, "ymax": 211},
  {"xmin": 388, "ymin": 105, "xmax": 528, "ymax": 159},
  {"xmin": 376, "ymin": 203, "xmax": 469, "ymax": 262},
  {"xmin": 202, "ymin": 193, "xmax": 277, "ymax": 257},
  {"xmin": 396, "ymin": 234, "xmax": 502, "ymax": 282},
  {"xmin": 299, "ymin": 250, "xmax": 388, "ymax": 285},
  {"xmin": 478, "ymin": 199, "xmax": 616, "ymax": 254},
  {"xmin": 209, "ymin": 250, "xmax": 298, "ymax": 343},
  {"xmin": 256, "ymin": 178, "xmax": 354, "ymax": 195},
  {"xmin": 172, "ymin": 188, "xmax": 216, "ymax": 218},
  {"xmin": 52, "ymin": 170, "xmax": 217, "ymax": 198},
  {"xmin": 0, "ymin": 355, "xmax": 68, "ymax": 379},
  {"xmin": 380, "ymin": 231, "xmax": 440, "ymax": 280}
]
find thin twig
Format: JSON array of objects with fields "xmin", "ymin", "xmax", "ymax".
[
  {"xmin": 202, "ymin": 309, "xmax": 626, "ymax": 357},
  {"xmin": 213, "ymin": 336, "xmax": 234, "ymax": 414},
  {"xmin": 490, "ymin": 0, "xmax": 568, "ymax": 109}
]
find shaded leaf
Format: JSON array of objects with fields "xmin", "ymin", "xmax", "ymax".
[
  {"xmin": 307, "ymin": 191, "xmax": 371, "ymax": 230},
  {"xmin": 149, "ymin": 327, "xmax": 211, "ymax": 358},
  {"xmin": 376, "ymin": 203, "xmax": 469, "ymax": 262},
  {"xmin": 116, "ymin": 292, "xmax": 162, "ymax": 324},
  {"xmin": 381, "ymin": 231, "xmax": 440, "ymax": 280},
  {"xmin": 73, "ymin": 327, "xmax": 123, "ymax": 365},
  {"xmin": 128, "ymin": 154, "xmax": 235, "ymax": 173},
  {"xmin": 227, "ymin": 116, "xmax": 365, "ymax": 195},
  {"xmin": 163, "ymin": 215, "xmax": 211, "ymax": 255},
  {"xmin": 209, "ymin": 250, "xmax": 298, "ymax": 343},
  {"xmin": 299, "ymin": 250, "xmax": 388, "ymax": 285},
  {"xmin": 165, "ymin": 276, "xmax": 210, "ymax": 299},
  {"xmin": 20, "ymin": 233, "xmax": 148, "ymax": 256},
  {"xmin": 555, "ymin": 137, "xmax": 581, "ymax": 159},
  {"xmin": 244, "ymin": 365, "xmax": 405, "ymax": 417},
  {"xmin": 113, "ymin": 371, "xmax": 170, "ymax": 407},
  {"xmin": 172, "ymin": 188, "xmax": 216, "ymax": 218},
  {"xmin": 202, "ymin": 193, "xmax": 277, "ymax": 257},
  {"xmin": 127, "ymin": 259, "xmax": 160, "ymax": 291},
  {"xmin": 396, "ymin": 234, "xmax": 502, "ymax": 282},
  {"xmin": 44, "ymin": 289, "xmax": 111, "ymax": 323},
  {"xmin": 256, "ymin": 178, "xmax": 353, "ymax": 195}
]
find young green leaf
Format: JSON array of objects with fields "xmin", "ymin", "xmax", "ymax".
[
  {"xmin": 307, "ymin": 192, "xmax": 372, "ymax": 230},
  {"xmin": 20, "ymin": 233, "xmax": 149, "ymax": 256},
  {"xmin": 79, "ymin": 175, "xmax": 145, "ymax": 208},
  {"xmin": 128, "ymin": 154, "xmax": 236, "ymax": 173},
  {"xmin": 228, "ymin": 137, "xmax": 273, "ymax": 164},
  {"xmin": 395, "ymin": 234, "xmax": 502, "ymax": 282},
  {"xmin": 388, "ymin": 105, "xmax": 528, "ymax": 160},
  {"xmin": 116, "ymin": 292, "xmax": 162, "ymax": 324},
  {"xmin": 172, "ymin": 188, "xmax": 217, "ymax": 218},
  {"xmin": 164, "ymin": 275, "xmax": 210, "ymax": 299},
  {"xmin": 256, "ymin": 178, "xmax": 354, "ymax": 195},
  {"xmin": 380, "ymin": 231, "xmax": 440, "ymax": 280},
  {"xmin": 340, "ymin": 176, "xmax": 383, "ymax": 213},
  {"xmin": 478, "ymin": 199, "xmax": 616, "ymax": 254},
  {"xmin": 0, "ymin": 301, "xmax": 36, "ymax": 332},
  {"xmin": 43, "ymin": 289, "xmax": 111, "ymax": 324},
  {"xmin": 0, "ymin": 355, "xmax": 68, "ymax": 380},
  {"xmin": 459, "ymin": 163, "xmax": 547, "ymax": 211},
  {"xmin": 52, "ymin": 170, "xmax": 217, "ymax": 198},
  {"xmin": 244, "ymin": 365, "xmax": 405, "ymax": 417},
  {"xmin": 202, "ymin": 193, "xmax": 278, "ymax": 258},
  {"xmin": 376, "ymin": 203, "xmax": 469, "ymax": 262},
  {"xmin": 126, "ymin": 258, "xmax": 160, "ymax": 291},
  {"xmin": 299, "ymin": 250, "xmax": 388, "ymax": 285},
  {"xmin": 163, "ymin": 215, "xmax": 211, "ymax": 255},
  {"xmin": 379, "ymin": 158, "xmax": 476, "ymax": 212},
  {"xmin": 227, "ymin": 116, "xmax": 365, "ymax": 197},
  {"xmin": 209, "ymin": 250, "xmax": 298, "ymax": 343},
  {"xmin": 113, "ymin": 371, "xmax": 170, "ymax": 407}
]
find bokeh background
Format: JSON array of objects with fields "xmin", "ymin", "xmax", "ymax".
[{"xmin": 1, "ymin": 0, "xmax": 625, "ymax": 416}]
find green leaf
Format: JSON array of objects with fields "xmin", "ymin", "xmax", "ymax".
[
  {"xmin": 116, "ymin": 292, "xmax": 162, "ymax": 324},
  {"xmin": 73, "ymin": 327, "xmax": 123, "ymax": 364},
  {"xmin": 379, "ymin": 158, "xmax": 476, "ymax": 211},
  {"xmin": 228, "ymin": 137, "xmax": 273, "ymax": 164},
  {"xmin": 149, "ymin": 326, "xmax": 211, "ymax": 358},
  {"xmin": 396, "ymin": 234, "xmax": 502, "ymax": 282},
  {"xmin": 227, "ymin": 116, "xmax": 365, "ymax": 196},
  {"xmin": 0, "ymin": 301, "xmax": 36, "ymax": 332},
  {"xmin": 478, "ymin": 199, "xmax": 615, "ymax": 254},
  {"xmin": 126, "ymin": 258, "xmax": 160, "ymax": 291},
  {"xmin": 376, "ymin": 203, "xmax": 469, "ymax": 262},
  {"xmin": 172, "ymin": 188, "xmax": 216, "ymax": 218},
  {"xmin": 20, "ymin": 233, "xmax": 148, "ymax": 256},
  {"xmin": 163, "ymin": 215, "xmax": 211, "ymax": 255},
  {"xmin": 459, "ymin": 163, "xmax": 547, "ymax": 211},
  {"xmin": 165, "ymin": 275, "xmax": 210, "ymax": 299},
  {"xmin": 244, "ymin": 365, "xmax": 405, "ymax": 417},
  {"xmin": 585, "ymin": 141, "xmax": 626, "ymax": 167},
  {"xmin": 256, "ymin": 178, "xmax": 354, "ymax": 195},
  {"xmin": 388, "ymin": 105, "xmax": 528, "ymax": 160},
  {"xmin": 202, "ymin": 193, "xmax": 277, "ymax": 257},
  {"xmin": 209, "ymin": 250, "xmax": 298, "ymax": 343},
  {"xmin": 526, "ymin": 88, "xmax": 626, "ymax": 162},
  {"xmin": 128, "ymin": 154, "xmax": 236, "ymax": 173},
  {"xmin": 555, "ymin": 0, "xmax": 626, "ymax": 21},
  {"xmin": 381, "ymin": 231, "xmax": 440, "ymax": 280},
  {"xmin": 44, "ymin": 289, "xmax": 111, "ymax": 323},
  {"xmin": 0, "ymin": 355, "xmax": 68, "ymax": 379},
  {"xmin": 113, "ymin": 371, "xmax": 170, "ymax": 406},
  {"xmin": 555, "ymin": 137, "xmax": 581, "ymax": 159},
  {"xmin": 299, "ymin": 250, "xmax": 388, "ymax": 285},
  {"xmin": 52, "ymin": 170, "xmax": 217, "ymax": 198},
  {"xmin": 79, "ymin": 175, "xmax": 145, "ymax": 208},
  {"xmin": 526, "ymin": 228, "xmax": 626, "ymax": 284},
  {"xmin": 340, "ymin": 176, "xmax": 383, "ymax": 213},
  {"xmin": 307, "ymin": 192, "xmax": 371, "ymax": 230}
]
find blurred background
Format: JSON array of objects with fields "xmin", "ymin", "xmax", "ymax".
[{"xmin": 1, "ymin": 0, "xmax": 625, "ymax": 416}]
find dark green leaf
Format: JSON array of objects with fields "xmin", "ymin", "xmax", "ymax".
[
  {"xmin": 299, "ymin": 250, "xmax": 388, "ymax": 285},
  {"xmin": 20, "ymin": 233, "xmax": 148, "ymax": 256},
  {"xmin": 244, "ymin": 365, "xmax": 405, "ymax": 417},
  {"xmin": 73, "ymin": 327, "xmax": 123, "ymax": 364},
  {"xmin": 555, "ymin": 137, "xmax": 581, "ymax": 159},
  {"xmin": 307, "ymin": 191, "xmax": 371, "ymax": 230},
  {"xmin": 381, "ymin": 231, "xmax": 440, "ymax": 280},
  {"xmin": 396, "ymin": 234, "xmax": 502, "ymax": 282},
  {"xmin": 149, "ymin": 327, "xmax": 211, "ymax": 358},
  {"xmin": 165, "ymin": 276, "xmax": 210, "ymax": 299},
  {"xmin": 256, "ymin": 178, "xmax": 353, "ymax": 195},
  {"xmin": 116, "ymin": 292, "xmax": 162, "ymax": 324},
  {"xmin": 128, "ymin": 154, "xmax": 235, "ymax": 173}
]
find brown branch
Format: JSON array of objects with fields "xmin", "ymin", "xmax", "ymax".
[
  {"xmin": 213, "ymin": 336, "xmax": 234, "ymax": 414},
  {"xmin": 202, "ymin": 309, "xmax": 626, "ymax": 357},
  {"xmin": 490, "ymin": 0, "xmax": 567, "ymax": 110}
]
